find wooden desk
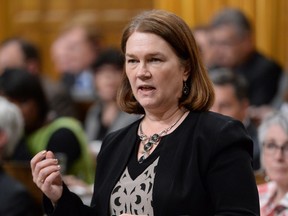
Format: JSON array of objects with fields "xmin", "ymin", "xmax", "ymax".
[{"xmin": 254, "ymin": 170, "xmax": 266, "ymax": 185}]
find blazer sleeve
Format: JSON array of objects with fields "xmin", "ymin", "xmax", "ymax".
[{"xmin": 205, "ymin": 119, "xmax": 260, "ymax": 215}]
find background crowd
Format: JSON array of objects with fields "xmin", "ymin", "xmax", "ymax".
[{"xmin": 0, "ymin": 5, "xmax": 287, "ymax": 216}]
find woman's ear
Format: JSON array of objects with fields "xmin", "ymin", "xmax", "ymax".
[{"xmin": 183, "ymin": 62, "xmax": 190, "ymax": 80}]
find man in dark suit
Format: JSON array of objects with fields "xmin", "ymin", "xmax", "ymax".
[
  {"xmin": 210, "ymin": 8, "xmax": 283, "ymax": 107},
  {"xmin": 209, "ymin": 67, "xmax": 261, "ymax": 170}
]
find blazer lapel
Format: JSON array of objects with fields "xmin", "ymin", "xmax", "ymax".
[
  {"xmin": 92, "ymin": 120, "xmax": 140, "ymax": 214},
  {"xmin": 153, "ymin": 111, "xmax": 199, "ymax": 215}
]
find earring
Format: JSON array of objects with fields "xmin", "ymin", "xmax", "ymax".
[{"xmin": 183, "ymin": 81, "xmax": 190, "ymax": 96}]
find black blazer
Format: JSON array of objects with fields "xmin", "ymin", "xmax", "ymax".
[
  {"xmin": 46, "ymin": 111, "xmax": 260, "ymax": 216},
  {"xmin": 0, "ymin": 167, "xmax": 35, "ymax": 216},
  {"xmin": 235, "ymin": 51, "xmax": 282, "ymax": 106}
]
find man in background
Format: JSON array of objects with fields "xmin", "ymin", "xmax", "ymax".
[
  {"xmin": 209, "ymin": 67, "xmax": 261, "ymax": 171},
  {"xmin": 192, "ymin": 25, "xmax": 216, "ymax": 70},
  {"xmin": 210, "ymin": 8, "xmax": 283, "ymax": 108},
  {"xmin": 51, "ymin": 14, "xmax": 102, "ymax": 103}
]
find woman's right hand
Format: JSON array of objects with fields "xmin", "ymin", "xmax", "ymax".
[{"xmin": 31, "ymin": 150, "xmax": 63, "ymax": 204}]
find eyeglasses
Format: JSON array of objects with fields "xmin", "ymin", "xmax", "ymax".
[{"xmin": 263, "ymin": 142, "xmax": 288, "ymax": 157}]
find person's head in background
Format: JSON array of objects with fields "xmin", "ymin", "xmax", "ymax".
[
  {"xmin": 91, "ymin": 47, "xmax": 124, "ymax": 103},
  {"xmin": 0, "ymin": 68, "xmax": 49, "ymax": 135},
  {"xmin": 209, "ymin": 67, "xmax": 262, "ymax": 171},
  {"xmin": 51, "ymin": 14, "xmax": 102, "ymax": 75},
  {"xmin": 0, "ymin": 96, "xmax": 23, "ymax": 160},
  {"xmin": 209, "ymin": 67, "xmax": 249, "ymax": 122},
  {"xmin": 192, "ymin": 25, "xmax": 216, "ymax": 69},
  {"xmin": 210, "ymin": 8, "xmax": 254, "ymax": 68},
  {"xmin": 0, "ymin": 37, "xmax": 41, "ymax": 75},
  {"xmin": 258, "ymin": 111, "xmax": 288, "ymax": 186}
]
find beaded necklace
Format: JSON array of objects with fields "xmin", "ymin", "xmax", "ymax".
[{"xmin": 138, "ymin": 111, "xmax": 186, "ymax": 163}]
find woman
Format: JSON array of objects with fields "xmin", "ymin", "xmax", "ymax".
[
  {"xmin": 257, "ymin": 111, "xmax": 288, "ymax": 215},
  {"xmin": 0, "ymin": 68, "xmax": 95, "ymax": 184},
  {"xmin": 31, "ymin": 10, "xmax": 259, "ymax": 215}
]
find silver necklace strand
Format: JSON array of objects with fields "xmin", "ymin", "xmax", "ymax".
[{"xmin": 138, "ymin": 111, "xmax": 186, "ymax": 163}]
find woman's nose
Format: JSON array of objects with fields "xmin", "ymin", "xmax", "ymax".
[
  {"xmin": 136, "ymin": 62, "xmax": 151, "ymax": 79},
  {"xmin": 274, "ymin": 147, "xmax": 285, "ymax": 160}
]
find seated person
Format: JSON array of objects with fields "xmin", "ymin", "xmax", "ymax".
[
  {"xmin": 51, "ymin": 15, "xmax": 102, "ymax": 103},
  {"xmin": 0, "ymin": 37, "xmax": 78, "ymax": 119},
  {"xmin": 192, "ymin": 25, "xmax": 216, "ymax": 70},
  {"xmin": 0, "ymin": 68, "xmax": 95, "ymax": 184},
  {"xmin": 257, "ymin": 111, "xmax": 288, "ymax": 215},
  {"xmin": 85, "ymin": 48, "xmax": 139, "ymax": 156},
  {"xmin": 0, "ymin": 96, "xmax": 36, "ymax": 216},
  {"xmin": 209, "ymin": 67, "xmax": 261, "ymax": 170},
  {"xmin": 210, "ymin": 8, "xmax": 283, "ymax": 107}
]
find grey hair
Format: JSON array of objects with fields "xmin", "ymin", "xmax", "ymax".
[
  {"xmin": 211, "ymin": 7, "xmax": 252, "ymax": 37},
  {"xmin": 0, "ymin": 96, "xmax": 24, "ymax": 158},
  {"xmin": 258, "ymin": 111, "xmax": 288, "ymax": 147},
  {"xmin": 258, "ymin": 110, "xmax": 288, "ymax": 171}
]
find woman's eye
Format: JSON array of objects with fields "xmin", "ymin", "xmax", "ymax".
[
  {"xmin": 266, "ymin": 143, "xmax": 277, "ymax": 149},
  {"xmin": 127, "ymin": 59, "xmax": 138, "ymax": 64},
  {"xmin": 149, "ymin": 58, "xmax": 161, "ymax": 62}
]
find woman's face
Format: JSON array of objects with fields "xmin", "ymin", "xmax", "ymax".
[
  {"xmin": 125, "ymin": 32, "xmax": 188, "ymax": 113},
  {"xmin": 262, "ymin": 124, "xmax": 288, "ymax": 186}
]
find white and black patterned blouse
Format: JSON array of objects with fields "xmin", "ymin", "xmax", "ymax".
[{"xmin": 110, "ymin": 137, "xmax": 164, "ymax": 216}]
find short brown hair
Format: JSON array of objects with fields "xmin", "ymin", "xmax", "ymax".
[{"xmin": 118, "ymin": 10, "xmax": 214, "ymax": 114}]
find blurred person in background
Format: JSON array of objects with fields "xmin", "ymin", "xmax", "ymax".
[
  {"xmin": 279, "ymin": 91, "xmax": 288, "ymax": 114},
  {"xmin": 51, "ymin": 14, "xmax": 102, "ymax": 104},
  {"xmin": 0, "ymin": 37, "xmax": 78, "ymax": 119},
  {"xmin": 271, "ymin": 73, "xmax": 288, "ymax": 113},
  {"xmin": 85, "ymin": 47, "xmax": 140, "ymax": 157},
  {"xmin": 0, "ymin": 96, "xmax": 36, "ymax": 216},
  {"xmin": 209, "ymin": 67, "xmax": 261, "ymax": 170},
  {"xmin": 0, "ymin": 68, "xmax": 95, "ymax": 184},
  {"xmin": 44, "ymin": 48, "xmax": 140, "ymax": 197},
  {"xmin": 210, "ymin": 7, "xmax": 283, "ymax": 122},
  {"xmin": 257, "ymin": 111, "xmax": 288, "ymax": 215},
  {"xmin": 192, "ymin": 25, "xmax": 217, "ymax": 70}
]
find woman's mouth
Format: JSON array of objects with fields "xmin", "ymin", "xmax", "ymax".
[
  {"xmin": 137, "ymin": 85, "xmax": 156, "ymax": 95},
  {"xmin": 139, "ymin": 86, "xmax": 155, "ymax": 91}
]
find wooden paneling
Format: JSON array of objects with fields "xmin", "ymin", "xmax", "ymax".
[
  {"xmin": 153, "ymin": 0, "xmax": 288, "ymax": 70},
  {"xmin": 0, "ymin": 0, "xmax": 153, "ymax": 79},
  {"xmin": 1, "ymin": 0, "xmax": 287, "ymax": 79}
]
